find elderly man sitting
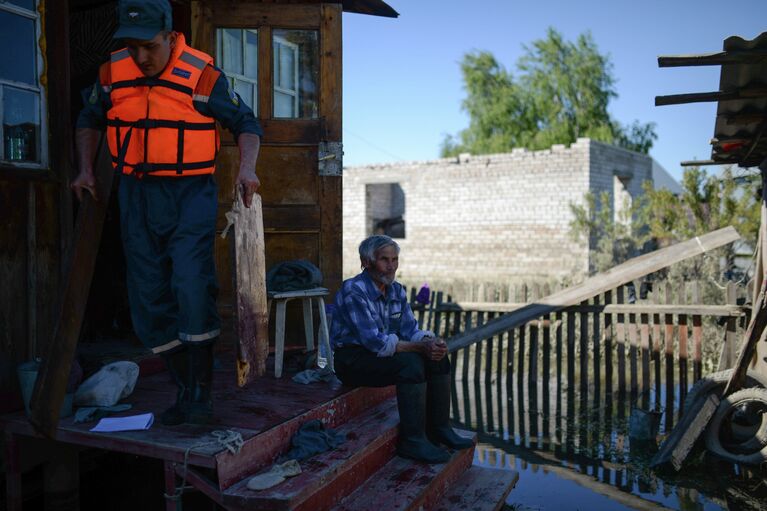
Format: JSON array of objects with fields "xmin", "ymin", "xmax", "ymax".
[{"xmin": 330, "ymin": 235, "xmax": 473, "ymax": 463}]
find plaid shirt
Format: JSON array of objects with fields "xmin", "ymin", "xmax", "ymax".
[{"xmin": 330, "ymin": 271, "xmax": 433, "ymax": 357}]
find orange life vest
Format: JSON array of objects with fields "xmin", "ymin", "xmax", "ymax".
[{"xmin": 101, "ymin": 34, "xmax": 220, "ymax": 177}]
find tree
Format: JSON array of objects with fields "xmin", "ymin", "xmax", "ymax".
[
  {"xmin": 570, "ymin": 167, "xmax": 760, "ymax": 280},
  {"xmin": 441, "ymin": 28, "xmax": 656, "ymax": 157}
]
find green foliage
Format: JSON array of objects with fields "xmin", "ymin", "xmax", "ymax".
[
  {"xmin": 442, "ymin": 28, "xmax": 656, "ymax": 157},
  {"xmin": 570, "ymin": 167, "xmax": 760, "ymax": 281}
]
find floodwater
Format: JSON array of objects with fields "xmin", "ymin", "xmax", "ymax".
[{"xmin": 452, "ymin": 374, "xmax": 767, "ymax": 511}]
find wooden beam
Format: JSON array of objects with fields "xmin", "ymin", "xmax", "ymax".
[
  {"xmin": 446, "ymin": 226, "xmax": 741, "ymax": 352},
  {"xmin": 655, "ymin": 87, "xmax": 767, "ymax": 106},
  {"xmin": 29, "ymin": 140, "xmax": 114, "ymax": 439},
  {"xmin": 231, "ymin": 194, "xmax": 269, "ymax": 385},
  {"xmin": 680, "ymin": 159, "xmax": 732, "ymax": 167},
  {"xmin": 442, "ymin": 302, "xmax": 746, "ymax": 317},
  {"xmin": 658, "ymin": 49, "xmax": 767, "ymax": 67}
]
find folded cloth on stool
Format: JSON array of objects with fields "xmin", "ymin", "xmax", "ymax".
[{"xmin": 266, "ymin": 260, "xmax": 322, "ymax": 292}]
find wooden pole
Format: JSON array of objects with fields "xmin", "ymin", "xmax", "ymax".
[
  {"xmin": 29, "ymin": 140, "xmax": 113, "ymax": 439},
  {"xmin": 230, "ymin": 193, "xmax": 269, "ymax": 385}
]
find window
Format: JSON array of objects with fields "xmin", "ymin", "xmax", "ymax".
[
  {"xmin": 272, "ymin": 29, "xmax": 318, "ymax": 119},
  {"xmin": 366, "ymin": 183, "xmax": 406, "ymax": 239},
  {"xmin": 0, "ymin": 0, "xmax": 47, "ymax": 167},
  {"xmin": 614, "ymin": 174, "xmax": 632, "ymax": 226},
  {"xmin": 216, "ymin": 28, "xmax": 258, "ymax": 114}
]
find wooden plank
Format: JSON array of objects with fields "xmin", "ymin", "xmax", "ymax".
[
  {"xmin": 211, "ymin": 2, "xmax": 322, "ymax": 27},
  {"xmin": 670, "ymin": 394, "xmax": 720, "ymax": 471},
  {"xmin": 640, "ymin": 312, "xmax": 650, "ymax": 409},
  {"xmin": 579, "ymin": 300, "xmax": 588, "ymax": 424},
  {"xmin": 29, "ymin": 141, "xmax": 113, "ymax": 438},
  {"xmin": 592, "ymin": 294, "xmax": 601, "ymax": 412},
  {"xmin": 664, "ymin": 282, "xmax": 675, "ymax": 431},
  {"xmin": 318, "ymin": 3, "xmax": 343, "ymax": 295},
  {"xmin": 603, "ymin": 291, "xmax": 613, "ymax": 419},
  {"xmin": 658, "ymin": 49, "xmax": 767, "ymax": 67},
  {"xmin": 655, "ymin": 88, "xmax": 767, "ymax": 106},
  {"xmin": 724, "ymin": 280, "xmax": 767, "ymax": 395},
  {"xmin": 678, "ymin": 281, "xmax": 689, "ymax": 410},
  {"xmin": 444, "ymin": 302, "xmax": 746, "ymax": 316},
  {"xmin": 230, "ymin": 194, "xmax": 269, "ymax": 384},
  {"xmin": 616, "ymin": 287, "xmax": 627, "ymax": 405},
  {"xmin": 719, "ymin": 281, "xmax": 738, "ymax": 370},
  {"xmin": 446, "ymin": 227, "xmax": 741, "ymax": 352}
]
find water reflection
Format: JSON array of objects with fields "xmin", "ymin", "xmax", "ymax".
[{"xmin": 451, "ymin": 365, "xmax": 767, "ymax": 510}]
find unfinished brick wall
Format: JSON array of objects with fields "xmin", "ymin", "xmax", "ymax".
[{"xmin": 343, "ymin": 138, "xmax": 653, "ymax": 285}]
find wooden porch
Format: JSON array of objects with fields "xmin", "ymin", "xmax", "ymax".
[{"xmin": 2, "ymin": 349, "xmax": 518, "ymax": 511}]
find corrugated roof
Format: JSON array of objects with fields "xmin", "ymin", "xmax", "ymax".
[
  {"xmin": 656, "ymin": 31, "xmax": 767, "ymax": 169},
  {"xmin": 711, "ymin": 32, "xmax": 767, "ymax": 168}
]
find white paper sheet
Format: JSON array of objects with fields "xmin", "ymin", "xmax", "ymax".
[{"xmin": 89, "ymin": 412, "xmax": 154, "ymax": 432}]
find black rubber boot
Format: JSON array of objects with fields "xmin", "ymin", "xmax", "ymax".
[
  {"xmin": 427, "ymin": 373, "xmax": 474, "ymax": 450},
  {"xmin": 160, "ymin": 348, "xmax": 190, "ymax": 426},
  {"xmin": 396, "ymin": 383, "xmax": 450, "ymax": 463},
  {"xmin": 187, "ymin": 343, "xmax": 214, "ymax": 425}
]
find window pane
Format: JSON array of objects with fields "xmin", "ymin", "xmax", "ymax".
[
  {"xmin": 274, "ymin": 91, "xmax": 294, "ymax": 118},
  {"xmin": 3, "ymin": 86, "xmax": 40, "ymax": 162},
  {"xmin": 221, "ymin": 29, "xmax": 243, "ymax": 76},
  {"xmin": 272, "ymin": 30, "xmax": 318, "ymax": 119},
  {"xmin": 234, "ymin": 80, "xmax": 254, "ymax": 110},
  {"xmin": 244, "ymin": 30, "xmax": 258, "ymax": 79},
  {"xmin": 0, "ymin": 10, "xmax": 36, "ymax": 85},
  {"xmin": 6, "ymin": 0, "xmax": 35, "ymax": 11}
]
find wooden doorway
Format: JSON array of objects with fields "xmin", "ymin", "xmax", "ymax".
[{"xmin": 192, "ymin": 2, "xmax": 343, "ymax": 319}]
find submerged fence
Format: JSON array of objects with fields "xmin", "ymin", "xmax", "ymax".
[{"xmin": 410, "ymin": 280, "xmax": 748, "ymax": 435}]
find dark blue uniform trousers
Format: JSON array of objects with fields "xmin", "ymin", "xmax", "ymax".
[
  {"xmin": 118, "ymin": 174, "xmax": 220, "ymax": 355},
  {"xmin": 334, "ymin": 345, "xmax": 450, "ymax": 387}
]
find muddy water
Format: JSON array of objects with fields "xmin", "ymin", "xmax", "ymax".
[{"xmin": 452, "ymin": 376, "xmax": 767, "ymax": 510}]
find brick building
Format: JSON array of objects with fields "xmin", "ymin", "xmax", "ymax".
[{"xmin": 342, "ymin": 138, "xmax": 664, "ymax": 287}]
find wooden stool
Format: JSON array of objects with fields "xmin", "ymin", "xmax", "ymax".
[{"xmin": 267, "ymin": 287, "xmax": 333, "ymax": 378}]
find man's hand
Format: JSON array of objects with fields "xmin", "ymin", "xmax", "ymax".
[
  {"xmin": 70, "ymin": 170, "xmax": 98, "ymax": 201},
  {"xmin": 422, "ymin": 338, "xmax": 448, "ymax": 361},
  {"xmin": 236, "ymin": 167, "xmax": 260, "ymax": 208}
]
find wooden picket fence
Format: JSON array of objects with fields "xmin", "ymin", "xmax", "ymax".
[{"xmin": 410, "ymin": 280, "xmax": 748, "ymax": 434}]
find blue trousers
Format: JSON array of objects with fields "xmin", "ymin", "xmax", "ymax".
[{"xmin": 118, "ymin": 174, "xmax": 220, "ymax": 354}]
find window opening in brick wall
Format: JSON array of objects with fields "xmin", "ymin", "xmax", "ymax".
[
  {"xmin": 366, "ymin": 183, "xmax": 405, "ymax": 239},
  {"xmin": 613, "ymin": 174, "xmax": 632, "ymax": 226}
]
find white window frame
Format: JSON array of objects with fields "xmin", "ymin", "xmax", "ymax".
[
  {"xmin": 273, "ymin": 35, "xmax": 299, "ymax": 118},
  {"xmin": 215, "ymin": 28, "xmax": 258, "ymax": 115},
  {"xmin": 0, "ymin": 1, "xmax": 48, "ymax": 169}
]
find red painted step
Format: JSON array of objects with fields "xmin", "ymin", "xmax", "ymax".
[
  {"xmin": 333, "ymin": 430, "xmax": 476, "ymax": 511},
  {"xmin": 433, "ymin": 466, "xmax": 519, "ymax": 511},
  {"xmin": 222, "ymin": 399, "xmax": 401, "ymax": 511}
]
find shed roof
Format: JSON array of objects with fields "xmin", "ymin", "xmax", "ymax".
[{"xmin": 656, "ymin": 31, "xmax": 767, "ymax": 169}]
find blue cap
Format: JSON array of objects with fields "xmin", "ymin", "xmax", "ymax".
[{"xmin": 113, "ymin": 0, "xmax": 172, "ymax": 41}]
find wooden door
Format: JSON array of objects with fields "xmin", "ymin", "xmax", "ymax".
[{"xmin": 192, "ymin": 2, "xmax": 343, "ymax": 318}]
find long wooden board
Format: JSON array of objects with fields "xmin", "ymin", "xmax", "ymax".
[
  {"xmin": 447, "ymin": 226, "xmax": 741, "ymax": 352},
  {"xmin": 228, "ymin": 193, "xmax": 269, "ymax": 385},
  {"xmin": 29, "ymin": 140, "xmax": 114, "ymax": 438}
]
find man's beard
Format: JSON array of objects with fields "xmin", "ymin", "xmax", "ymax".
[{"xmin": 369, "ymin": 269, "xmax": 395, "ymax": 286}]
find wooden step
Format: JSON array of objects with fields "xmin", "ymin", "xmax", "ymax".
[
  {"xmin": 217, "ymin": 385, "xmax": 395, "ymax": 489},
  {"xmin": 433, "ymin": 466, "xmax": 519, "ymax": 511},
  {"xmin": 333, "ymin": 430, "xmax": 476, "ymax": 511},
  {"xmin": 222, "ymin": 398, "xmax": 401, "ymax": 511}
]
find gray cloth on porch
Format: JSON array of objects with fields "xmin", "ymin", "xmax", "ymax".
[
  {"xmin": 291, "ymin": 366, "xmax": 339, "ymax": 385},
  {"xmin": 266, "ymin": 260, "xmax": 323, "ymax": 292},
  {"xmin": 278, "ymin": 419, "xmax": 346, "ymax": 463}
]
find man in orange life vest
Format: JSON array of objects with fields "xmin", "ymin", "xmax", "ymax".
[{"xmin": 71, "ymin": 0, "xmax": 262, "ymax": 425}]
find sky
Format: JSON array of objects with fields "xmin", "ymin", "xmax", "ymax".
[{"xmin": 341, "ymin": 0, "xmax": 766, "ymax": 181}]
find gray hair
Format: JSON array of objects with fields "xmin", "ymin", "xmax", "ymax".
[{"xmin": 359, "ymin": 235, "xmax": 400, "ymax": 267}]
